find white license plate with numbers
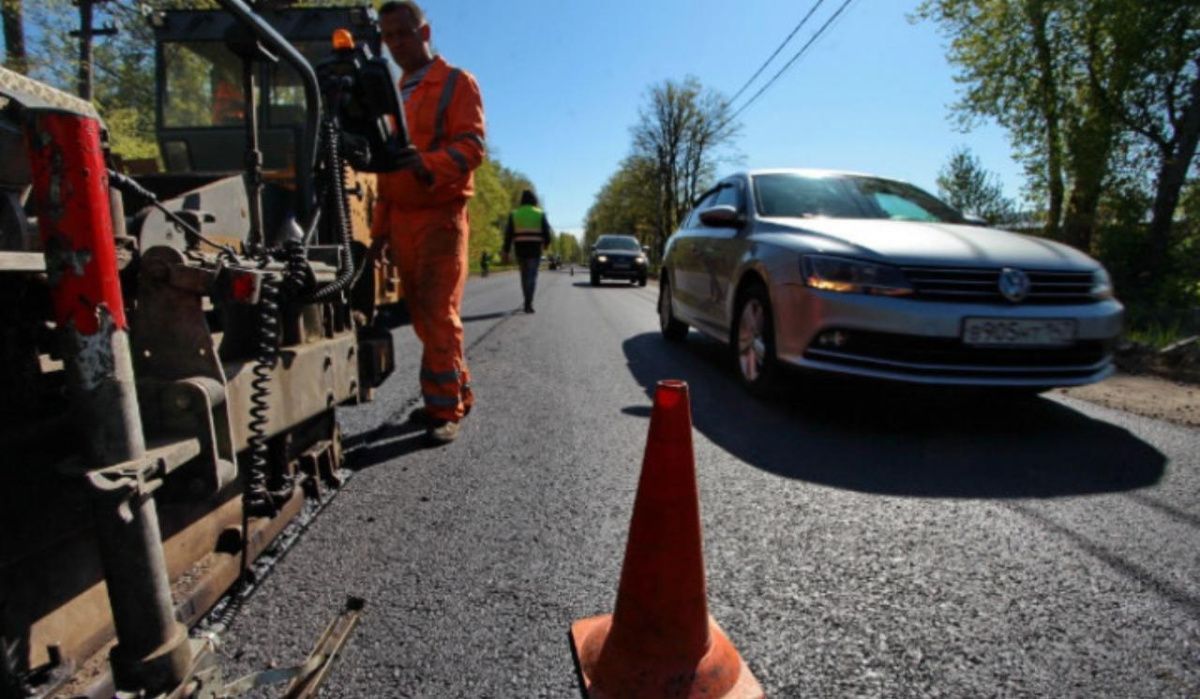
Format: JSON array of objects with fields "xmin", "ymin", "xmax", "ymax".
[{"xmin": 962, "ymin": 318, "xmax": 1077, "ymax": 346}]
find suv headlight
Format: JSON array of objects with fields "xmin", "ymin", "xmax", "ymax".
[
  {"xmin": 802, "ymin": 255, "xmax": 913, "ymax": 296},
  {"xmin": 597, "ymin": 255, "xmax": 608, "ymax": 263},
  {"xmin": 1091, "ymin": 268, "xmax": 1113, "ymax": 300},
  {"xmin": 635, "ymin": 255, "xmax": 646, "ymax": 265}
]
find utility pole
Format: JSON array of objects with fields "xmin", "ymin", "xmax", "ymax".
[
  {"xmin": 2, "ymin": 0, "xmax": 28, "ymax": 74},
  {"xmin": 70, "ymin": 0, "xmax": 116, "ymax": 100}
]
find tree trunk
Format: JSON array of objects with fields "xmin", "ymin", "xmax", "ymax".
[
  {"xmin": 1062, "ymin": 111, "xmax": 1115, "ymax": 253},
  {"xmin": 1146, "ymin": 66, "xmax": 1200, "ymax": 276},
  {"xmin": 2, "ymin": 0, "xmax": 27, "ymax": 74},
  {"xmin": 1027, "ymin": 0, "xmax": 1064, "ymax": 239}
]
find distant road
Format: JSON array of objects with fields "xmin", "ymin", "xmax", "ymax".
[{"xmin": 222, "ymin": 268, "xmax": 1200, "ymax": 697}]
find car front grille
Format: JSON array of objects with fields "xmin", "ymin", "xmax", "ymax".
[
  {"xmin": 900, "ymin": 266, "xmax": 1096, "ymax": 304},
  {"xmin": 803, "ymin": 329, "xmax": 1112, "ymax": 381}
]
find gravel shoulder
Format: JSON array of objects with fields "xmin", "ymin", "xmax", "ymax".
[{"xmin": 1057, "ymin": 372, "xmax": 1199, "ymax": 428}]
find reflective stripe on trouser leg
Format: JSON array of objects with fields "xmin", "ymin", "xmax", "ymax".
[{"xmin": 387, "ymin": 202, "xmax": 472, "ymax": 421}]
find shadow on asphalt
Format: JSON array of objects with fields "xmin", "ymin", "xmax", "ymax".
[
  {"xmin": 572, "ymin": 281, "xmax": 646, "ymax": 289},
  {"xmin": 344, "ymin": 419, "xmax": 432, "ymax": 470},
  {"xmin": 461, "ymin": 310, "xmax": 515, "ymax": 323},
  {"xmin": 621, "ymin": 332, "xmax": 1166, "ymax": 499}
]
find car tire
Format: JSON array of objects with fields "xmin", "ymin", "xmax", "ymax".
[
  {"xmin": 731, "ymin": 283, "xmax": 779, "ymax": 397},
  {"xmin": 638, "ymin": 275, "xmax": 647, "ymax": 287},
  {"xmin": 658, "ymin": 276, "xmax": 688, "ymax": 342},
  {"xmin": 590, "ymin": 272, "xmax": 600, "ymax": 286}
]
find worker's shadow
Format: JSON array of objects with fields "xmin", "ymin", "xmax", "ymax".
[{"xmin": 344, "ymin": 420, "xmax": 432, "ymax": 470}]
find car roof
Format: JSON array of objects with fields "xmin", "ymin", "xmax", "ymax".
[
  {"xmin": 730, "ymin": 168, "xmax": 906, "ymax": 183},
  {"xmin": 596, "ymin": 234, "xmax": 638, "ymax": 240}
]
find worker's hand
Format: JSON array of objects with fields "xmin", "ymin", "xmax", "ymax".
[
  {"xmin": 395, "ymin": 147, "xmax": 433, "ymax": 185},
  {"xmin": 367, "ymin": 236, "xmax": 388, "ymax": 266}
]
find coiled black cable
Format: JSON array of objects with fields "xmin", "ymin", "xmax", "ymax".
[{"xmin": 243, "ymin": 273, "xmax": 280, "ymax": 519}]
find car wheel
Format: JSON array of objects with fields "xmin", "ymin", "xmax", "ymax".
[
  {"xmin": 590, "ymin": 272, "xmax": 600, "ymax": 286},
  {"xmin": 732, "ymin": 283, "xmax": 778, "ymax": 396},
  {"xmin": 638, "ymin": 275, "xmax": 647, "ymax": 287},
  {"xmin": 658, "ymin": 276, "xmax": 688, "ymax": 342}
]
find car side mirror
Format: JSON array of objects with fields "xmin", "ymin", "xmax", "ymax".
[
  {"xmin": 699, "ymin": 205, "xmax": 742, "ymax": 228},
  {"xmin": 962, "ymin": 213, "xmax": 989, "ymax": 227},
  {"xmin": 642, "ymin": 245, "xmax": 650, "ymax": 254}
]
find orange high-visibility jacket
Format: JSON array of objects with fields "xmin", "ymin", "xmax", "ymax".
[{"xmin": 372, "ymin": 56, "xmax": 486, "ymax": 220}]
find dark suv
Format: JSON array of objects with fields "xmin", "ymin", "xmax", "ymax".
[{"xmin": 589, "ymin": 234, "xmax": 648, "ymax": 286}]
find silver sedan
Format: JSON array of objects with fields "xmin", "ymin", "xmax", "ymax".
[{"xmin": 658, "ymin": 169, "xmax": 1124, "ymax": 394}]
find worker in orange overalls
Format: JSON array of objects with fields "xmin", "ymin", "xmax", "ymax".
[{"xmin": 368, "ymin": 0, "xmax": 486, "ymax": 444}]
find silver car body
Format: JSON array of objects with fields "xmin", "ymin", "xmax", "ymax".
[{"xmin": 661, "ymin": 169, "xmax": 1124, "ymax": 387}]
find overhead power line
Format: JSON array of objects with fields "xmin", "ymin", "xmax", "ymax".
[
  {"xmin": 727, "ymin": 0, "xmax": 858, "ymax": 122},
  {"xmin": 727, "ymin": 0, "xmax": 829, "ymax": 106}
]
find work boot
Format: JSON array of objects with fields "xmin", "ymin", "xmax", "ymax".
[
  {"xmin": 426, "ymin": 419, "xmax": 460, "ymax": 444},
  {"xmin": 524, "ymin": 302, "xmax": 535, "ymax": 314}
]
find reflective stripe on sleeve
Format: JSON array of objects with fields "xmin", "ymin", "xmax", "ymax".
[
  {"xmin": 446, "ymin": 147, "xmax": 470, "ymax": 173},
  {"xmin": 430, "ymin": 69, "xmax": 462, "ymax": 150}
]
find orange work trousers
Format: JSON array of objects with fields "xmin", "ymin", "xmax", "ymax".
[{"xmin": 382, "ymin": 200, "xmax": 473, "ymax": 422}]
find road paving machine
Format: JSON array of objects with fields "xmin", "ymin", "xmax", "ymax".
[{"xmin": 0, "ymin": 2, "xmax": 409, "ymax": 696}]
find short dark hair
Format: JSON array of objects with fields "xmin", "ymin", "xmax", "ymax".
[
  {"xmin": 378, "ymin": 1, "xmax": 425, "ymax": 27},
  {"xmin": 520, "ymin": 189, "xmax": 538, "ymax": 206}
]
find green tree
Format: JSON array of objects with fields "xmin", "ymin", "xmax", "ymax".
[
  {"xmin": 916, "ymin": 0, "xmax": 1139, "ymax": 252},
  {"xmin": 630, "ymin": 77, "xmax": 739, "ymax": 260},
  {"xmin": 936, "ymin": 146, "xmax": 1015, "ymax": 224},
  {"xmin": 584, "ymin": 155, "xmax": 658, "ymax": 258},
  {"xmin": 1084, "ymin": 0, "xmax": 1200, "ymax": 278}
]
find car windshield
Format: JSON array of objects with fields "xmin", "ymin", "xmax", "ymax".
[
  {"xmin": 597, "ymin": 236, "xmax": 641, "ymax": 251},
  {"xmin": 752, "ymin": 173, "xmax": 965, "ymax": 223}
]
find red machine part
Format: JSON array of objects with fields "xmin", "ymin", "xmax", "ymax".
[{"xmin": 26, "ymin": 112, "xmax": 126, "ymax": 334}]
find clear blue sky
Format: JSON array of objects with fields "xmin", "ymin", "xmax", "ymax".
[
  {"xmin": 3, "ymin": 0, "xmax": 1025, "ymax": 236},
  {"xmin": 421, "ymin": 0, "xmax": 1024, "ymax": 237}
]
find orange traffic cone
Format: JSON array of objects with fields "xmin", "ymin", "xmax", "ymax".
[{"xmin": 570, "ymin": 380, "xmax": 764, "ymax": 698}]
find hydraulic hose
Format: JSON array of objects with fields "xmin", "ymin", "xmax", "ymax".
[{"xmin": 306, "ymin": 116, "xmax": 356, "ymax": 303}]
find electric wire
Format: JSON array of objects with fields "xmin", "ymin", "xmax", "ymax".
[
  {"xmin": 726, "ymin": 0, "xmax": 829, "ymax": 106},
  {"xmin": 726, "ymin": 0, "xmax": 859, "ymax": 122}
]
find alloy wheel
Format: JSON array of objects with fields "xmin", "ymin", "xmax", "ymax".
[{"xmin": 737, "ymin": 298, "xmax": 767, "ymax": 383}]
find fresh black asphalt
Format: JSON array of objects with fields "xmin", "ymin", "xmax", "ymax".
[{"xmin": 220, "ymin": 269, "xmax": 1200, "ymax": 698}]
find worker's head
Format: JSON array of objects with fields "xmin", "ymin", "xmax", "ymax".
[
  {"xmin": 379, "ymin": 1, "xmax": 432, "ymax": 73},
  {"xmin": 520, "ymin": 189, "xmax": 538, "ymax": 206}
]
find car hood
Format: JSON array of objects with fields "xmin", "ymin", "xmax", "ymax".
[{"xmin": 757, "ymin": 217, "xmax": 1099, "ymax": 270}]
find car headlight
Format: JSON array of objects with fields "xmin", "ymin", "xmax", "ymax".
[
  {"xmin": 597, "ymin": 255, "xmax": 608, "ymax": 263},
  {"xmin": 1091, "ymin": 268, "xmax": 1113, "ymax": 300},
  {"xmin": 635, "ymin": 256, "xmax": 646, "ymax": 265},
  {"xmin": 801, "ymin": 255, "xmax": 913, "ymax": 296}
]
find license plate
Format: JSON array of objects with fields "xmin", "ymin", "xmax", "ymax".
[
  {"xmin": 613, "ymin": 262, "xmax": 630, "ymax": 269},
  {"xmin": 962, "ymin": 318, "xmax": 1076, "ymax": 346}
]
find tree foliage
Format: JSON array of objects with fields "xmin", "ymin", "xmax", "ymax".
[
  {"xmin": 936, "ymin": 147, "xmax": 1015, "ymax": 224},
  {"xmin": 916, "ymin": 0, "xmax": 1200, "ymax": 273}
]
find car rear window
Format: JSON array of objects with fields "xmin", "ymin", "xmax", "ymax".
[{"xmin": 753, "ymin": 173, "xmax": 964, "ymax": 223}]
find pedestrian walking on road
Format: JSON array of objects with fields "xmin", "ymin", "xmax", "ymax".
[
  {"xmin": 367, "ymin": 0, "xmax": 486, "ymax": 444},
  {"xmin": 502, "ymin": 189, "xmax": 552, "ymax": 313}
]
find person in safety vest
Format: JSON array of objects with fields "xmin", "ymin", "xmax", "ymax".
[
  {"xmin": 367, "ymin": 0, "xmax": 486, "ymax": 444},
  {"xmin": 501, "ymin": 189, "xmax": 552, "ymax": 313}
]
